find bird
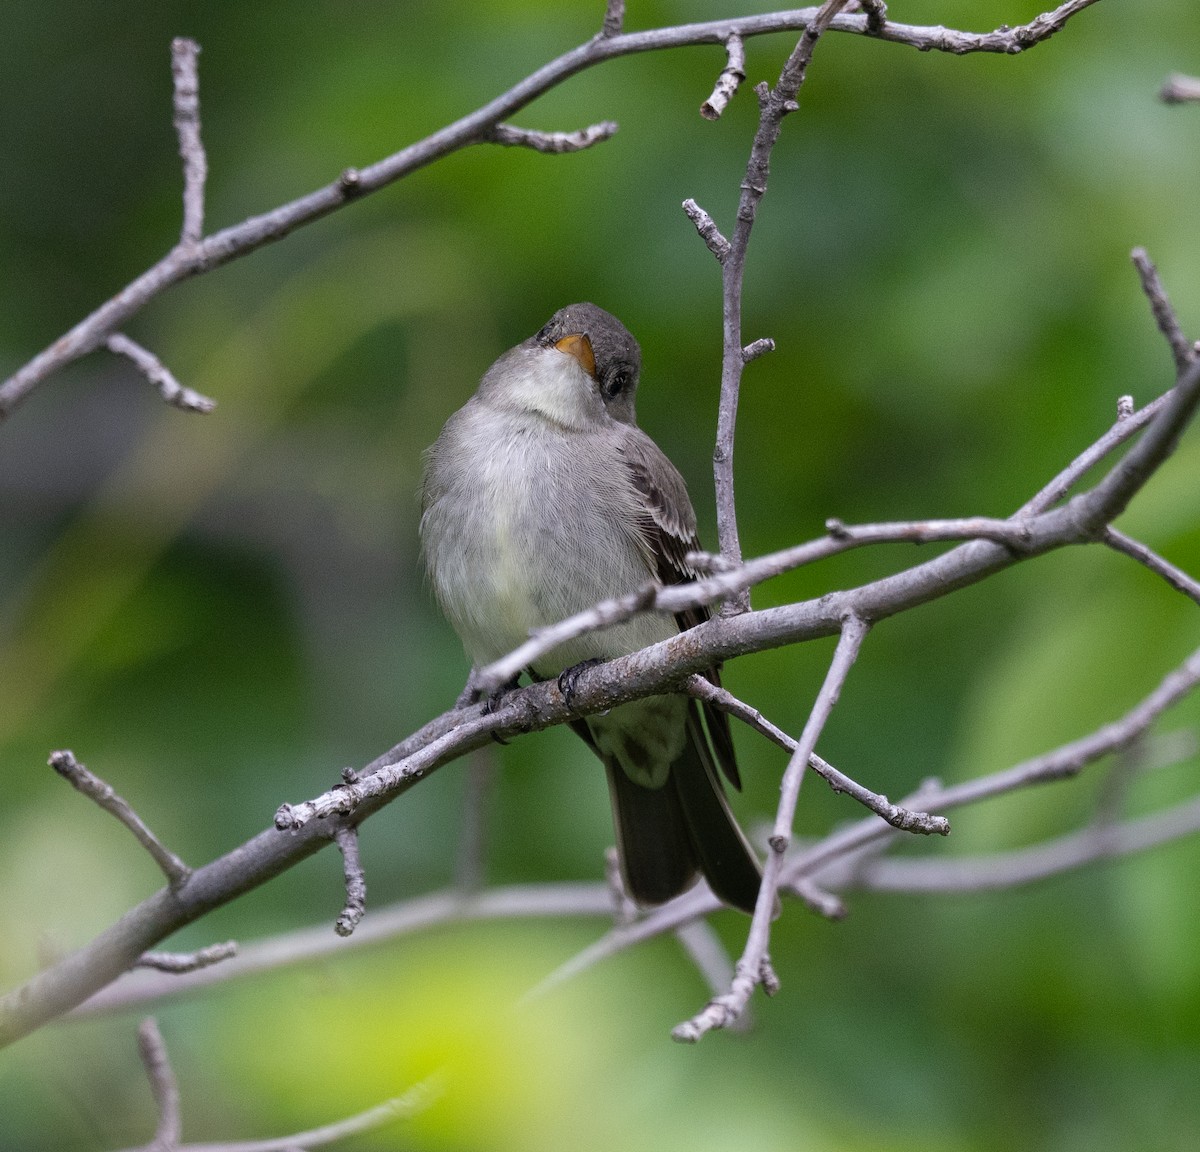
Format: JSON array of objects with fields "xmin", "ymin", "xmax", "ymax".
[{"xmin": 420, "ymin": 303, "xmax": 762, "ymax": 913}]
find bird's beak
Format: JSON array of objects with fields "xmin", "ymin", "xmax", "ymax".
[{"xmin": 553, "ymin": 333, "xmax": 596, "ymax": 379}]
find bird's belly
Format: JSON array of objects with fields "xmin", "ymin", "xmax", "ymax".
[{"xmin": 425, "ymin": 416, "xmax": 675, "ymax": 670}]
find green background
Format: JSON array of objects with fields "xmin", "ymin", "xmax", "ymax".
[{"xmin": 3, "ymin": 1, "xmax": 1200, "ymax": 1148}]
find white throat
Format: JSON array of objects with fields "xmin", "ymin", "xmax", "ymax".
[{"xmin": 500, "ymin": 346, "xmax": 601, "ymax": 430}]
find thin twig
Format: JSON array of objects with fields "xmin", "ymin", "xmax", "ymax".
[
  {"xmin": 171, "ymin": 38, "xmax": 206, "ymax": 245},
  {"xmin": 674, "ymin": 611, "xmax": 869, "ymax": 1043},
  {"xmin": 49, "ymin": 751, "xmax": 191, "ymax": 889},
  {"xmin": 710, "ymin": 0, "xmax": 854, "ymax": 606},
  {"xmin": 674, "ymin": 921, "xmax": 752, "ymax": 1032},
  {"xmin": 0, "ymin": 0, "xmax": 1101, "ymax": 422},
  {"xmin": 857, "ymin": 794, "xmax": 1200, "ymax": 892},
  {"xmin": 1020, "ymin": 390, "xmax": 1172, "ymax": 515},
  {"xmin": 686, "ymin": 675, "xmax": 948, "ymax": 834},
  {"xmin": 118, "ymin": 1075, "xmax": 444, "ymax": 1152},
  {"xmin": 601, "ymin": 0, "xmax": 625, "ymax": 38},
  {"xmin": 1131, "ymin": 247, "xmax": 1194, "ymax": 376},
  {"xmin": 473, "ymin": 512, "xmax": 1042, "ymax": 695},
  {"xmin": 137, "ymin": 942, "xmax": 238, "ymax": 974},
  {"xmin": 334, "ymin": 826, "xmax": 367, "ymax": 937},
  {"xmin": 1103, "ymin": 527, "xmax": 1200, "ymax": 605},
  {"xmin": 700, "ymin": 34, "xmax": 746, "ymax": 120},
  {"xmin": 106, "ymin": 333, "xmax": 216, "ymax": 413},
  {"xmin": 795, "ymin": 644, "xmax": 1200, "ymax": 888},
  {"xmin": 681, "ymin": 198, "xmax": 731, "ymax": 263},
  {"xmin": 137, "ymin": 1017, "xmax": 183, "ymax": 1152},
  {"xmin": 486, "ymin": 120, "xmax": 619, "ymax": 153},
  {"xmin": 741, "ymin": 337, "xmax": 775, "ymax": 362},
  {"xmin": 77, "ymin": 884, "xmax": 615, "ymax": 1017}
]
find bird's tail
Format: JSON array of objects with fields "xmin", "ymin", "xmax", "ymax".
[{"xmin": 605, "ymin": 701, "xmax": 762, "ymax": 914}]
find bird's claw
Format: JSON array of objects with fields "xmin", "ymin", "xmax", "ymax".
[{"xmin": 557, "ymin": 658, "xmax": 604, "ymax": 707}]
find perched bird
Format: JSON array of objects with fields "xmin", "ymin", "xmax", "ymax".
[{"xmin": 420, "ymin": 303, "xmax": 762, "ymax": 913}]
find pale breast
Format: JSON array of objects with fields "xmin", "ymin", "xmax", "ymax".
[{"xmin": 422, "ymin": 400, "xmax": 676, "ymax": 671}]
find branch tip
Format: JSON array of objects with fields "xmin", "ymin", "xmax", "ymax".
[
  {"xmin": 681, "ymin": 198, "xmax": 731, "ymax": 262},
  {"xmin": 106, "ymin": 333, "xmax": 216, "ymax": 414},
  {"xmin": 137, "ymin": 1017, "xmax": 182, "ymax": 1149},
  {"xmin": 700, "ymin": 34, "xmax": 747, "ymax": 121},
  {"xmin": 49, "ymin": 750, "xmax": 191, "ymax": 887},
  {"xmin": 170, "ymin": 36, "xmax": 206, "ymax": 245},
  {"xmin": 335, "ymin": 825, "xmax": 367, "ymax": 936},
  {"xmin": 488, "ymin": 120, "xmax": 618, "ymax": 154},
  {"xmin": 137, "ymin": 941, "xmax": 238, "ymax": 973},
  {"xmin": 1130, "ymin": 246, "xmax": 1194, "ymax": 375},
  {"xmin": 601, "ymin": 0, "xmax": 625, "ymax": 38},
  {"xmin": 741, "ymin": 337, "xmax": 775, "ymax": 362}
]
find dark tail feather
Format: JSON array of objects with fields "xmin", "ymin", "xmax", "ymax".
[
  {"xmin": 605, "ymin": 760, "xmax": 699, "ymax": 906},
  {"xmin": 604, "ymin": 702, "xmax": 762, "ymax": 914},
  {"xmin": 670, "ymin": 702, "xmax": 763, "ymax": 914}
]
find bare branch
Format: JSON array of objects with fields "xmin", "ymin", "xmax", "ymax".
[
  {"xmin": 675, "ymin": 612, "xmax": 869, "ymax": 1042},
  {"xmin": 14, "ymin": 356, "xmax": 1197, "ymax": 1047},
  {"xmin": 795, "ymin": 645, "xmax": 1200, "ymax": 889},
  {"xmin": 824, "ymin": 514, "xmax": 1037, "ymax": 549},
  {"xmin": 1160, "ymin": 73, "xmax": 1200, "ymax": 104},
  {"xmin": 333, "ymin": 827, "xmax": 367, "ymax": 937},
  {"xmin": 741, "ymin": 337, "xmax": 775, "ymax": 362},
  {"xmin": 857, "ymin": 794, "xmax": 1200, "ymax": 893},
  {"xmin": 106, "ymin": 333, "xmax": 216, "ymax": 414},
  {"xmin": 1104, "ymin": 528, "xmax": 1200, "ymax": 606},
  {"xmin": 171, "ymin": 38, "xmax": 207, "ymax": 245},
  {"xmin": 1020, "ymin": 389, "xmax": 1173, "ymax": 515},
  {"xmin": 472, "ymin": 500, "xmax": 1092, "ymax": 698},
  {"xmin": 682, "ymin": 198, "xmax": 731, "ymax": 263},
  {"xmin": 686, "ymin": 675, "xmax": 948, "ymax": 834},
  {"xmin": 77, "ymin": 884, "xmax": 614, "ymax": 1017},
  {"xmin": 0, "ymin": 0, "xmax": 1101, "ymax": 422},
  {"xmin": 137, "ymin": 942, "xmax": 238, "ymax": 974},
  {"xmin": 48, "ymin": 750, "xmax": 191, "ymax": 889},
  {"xmin": 486, "ymin": 120, "xmax": 619, "ymax": 153},
  {"xmin": 700, "ymin": 34, "xmax": 746, "ymax": 120},
  {"xmin": 117, "ymin": 1068, "xmax": 443, "ymax": 1152},
  {"xmin": 1076, "ymin": 356, "xmax": 1200, "ymax": 530},
  {"xmin": 137, "ymin": 1017, "xmax": 182, "ymax": 1152},
  {"xmin": 1131, "ymin": 247, "xmax": 1194, "ymax": 376},
  {"xmin": 601, "ymin": 0, "xmax": 625, "ymax": 38}
]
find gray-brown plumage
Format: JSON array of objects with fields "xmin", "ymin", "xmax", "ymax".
[{"xmin": 420, "ymin": 303, "xmax": 761, "ymax": 913}]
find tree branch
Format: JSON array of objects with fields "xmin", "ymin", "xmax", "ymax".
[
  {"xmin": 1131, "ymin": 246, "xmax": 1194, "ymax": 376},
  {"xmin": 105, "ymin": 333, "xmax": 216, "ymax": 414},
  {"xmin": 0, "ymin": 2, "xmax": 1100, "ymax": 421},
  {"xmin": 171, "ymin": 37, "xmax": 207, "ymax": 246},
  {"xmin": 333, "ymin": 826, "xmax": 367, "ymax": 937},
  {"xmin": 1103, "ymin": 527, "xmax": 1200, "ymax": 605},
  {"xmin": 136, "ymin": 942, "xmax": 238, "ymax": 974},
  {"xmin": 486, "ymin": 120, "xmax": 619, "ymax": 153},
  {"xmin": 674, "ymin": 611, "xmax": 869, "ymax": 1042},
  {"xmin": 49, "ymin": 751, "xmax": 191, "ymax": 889},
  {"xmin": 700, "ymin": 34, "xmax": 746, "ymax": 120},
  {"xmin": 136, "ymin": 1017, "xmax": 182, "ymax": 1152}
]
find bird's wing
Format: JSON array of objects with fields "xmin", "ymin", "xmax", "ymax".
[{"xmin": 616, "ymin": 430, "xmax": 741, "ymax": 789}]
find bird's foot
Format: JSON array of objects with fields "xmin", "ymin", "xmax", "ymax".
[{"xmin": 557, "ymin": 658, "xmax": 604, "ymax": 707}]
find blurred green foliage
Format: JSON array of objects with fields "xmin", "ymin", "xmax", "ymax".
[{"xmin": 2, "ymin": 1, "xmax": 1200, "ymax": 1149}]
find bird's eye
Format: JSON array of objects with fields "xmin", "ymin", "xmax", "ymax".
[
  {"xmin": 602, "ymin": 369, "xmax": 629, "ymax": 399},
  {"xmin": 535, "ymin": 322, "xmax": 555, "ymax": 346}
]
